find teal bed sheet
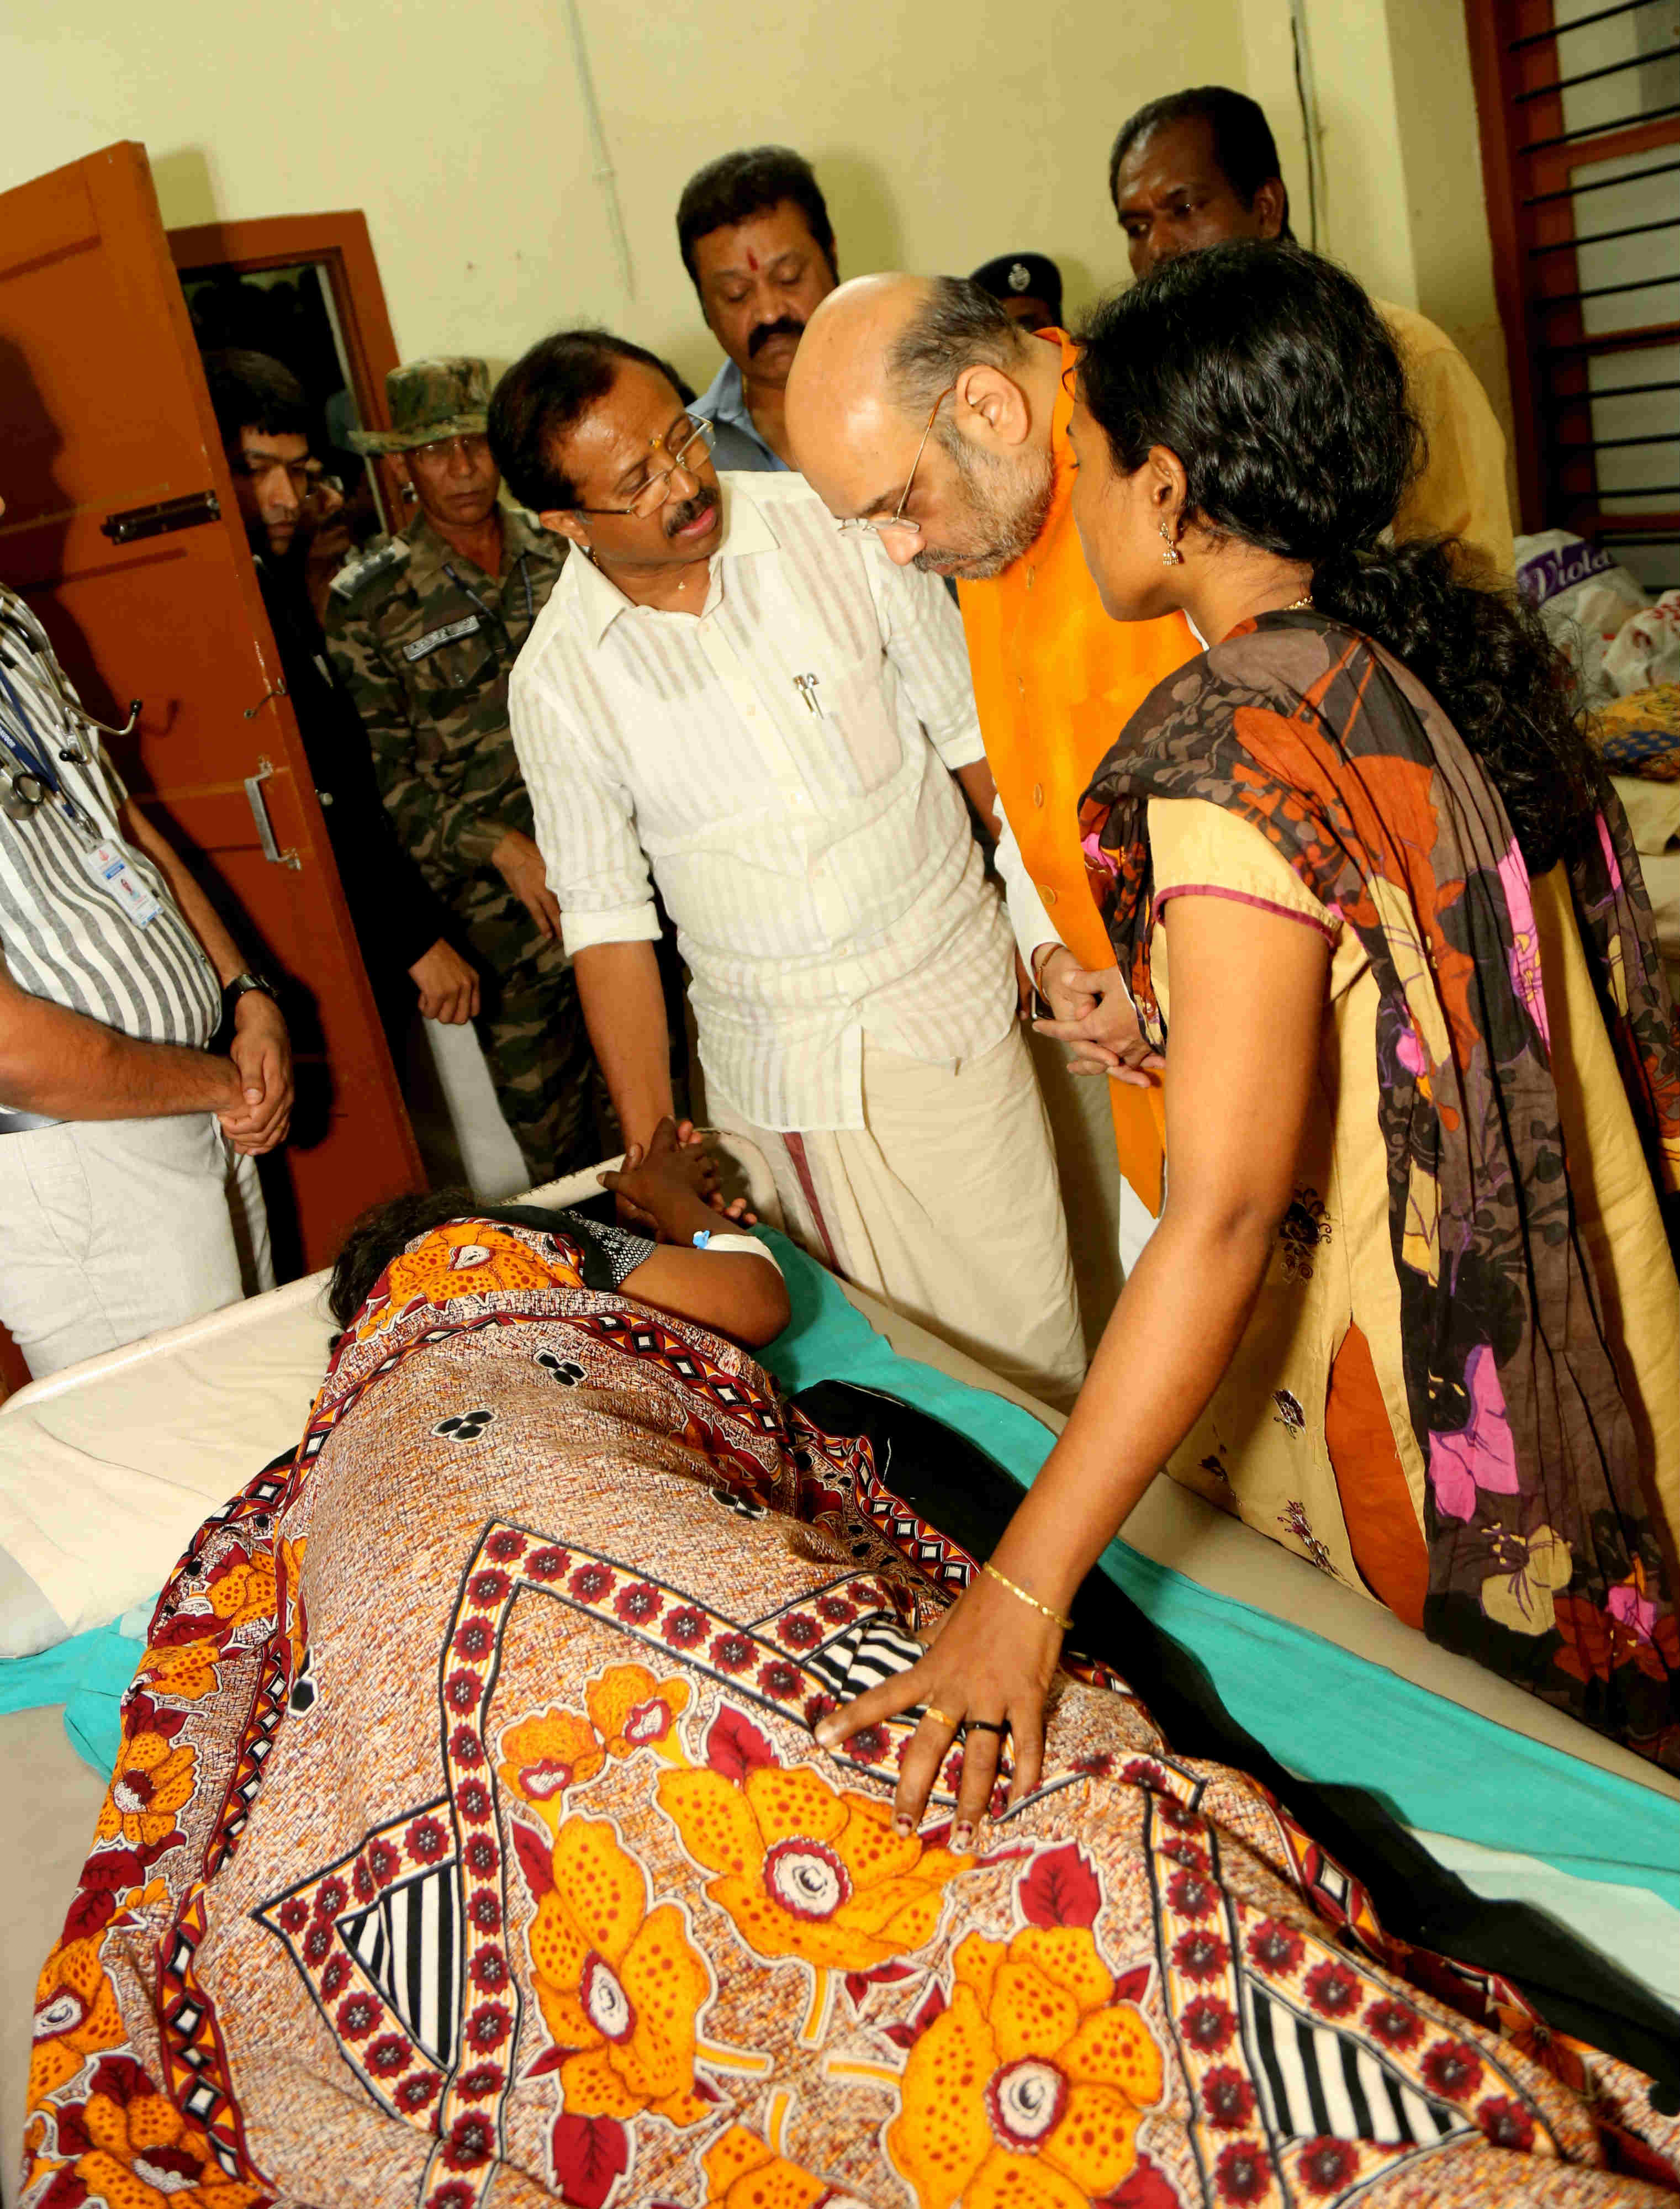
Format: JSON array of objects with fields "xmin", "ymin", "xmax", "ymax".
[{"xmin": 5, "ymin": 1230, "xmax": 1675, "ymax": 1917}]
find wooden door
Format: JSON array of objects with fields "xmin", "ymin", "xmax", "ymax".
[
  {"xmin": 167, "ymin": 209, "xmax": 411, "ymax": 534},
  {"xmin": 0, "ymin": 141, "xmax": 423, "ymax": 1286}
]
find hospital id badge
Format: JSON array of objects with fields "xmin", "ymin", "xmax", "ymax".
[{"xmin": 80, "ymin": 837, "xmax": 162, "ymax": 927}]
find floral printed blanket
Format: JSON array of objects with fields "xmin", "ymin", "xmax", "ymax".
[{"xmin": 22, "ymin": 1220, "xmax": 1680, "ymax": 2207}]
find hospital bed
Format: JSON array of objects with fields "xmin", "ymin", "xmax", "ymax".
[{"xmin": 2, "ymin": 1137, "xmax": 1677, "ymax": 2200}]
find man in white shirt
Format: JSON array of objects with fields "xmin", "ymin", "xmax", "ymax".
[
  {"xmin": 492, "ymin": 330, "xmax": 1085, "ymax": 1407},
  {"xmin": 0, "ymin": 572, "xmax": 290, "ymax": 1384}
]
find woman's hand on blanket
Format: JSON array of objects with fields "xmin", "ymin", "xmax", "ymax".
[
  {"xmin": 812, "ymin": 1572, "xmax": 1064, "ymax": 1848},
  {"xmin": 1032, "ymin": 954, "xmax": 1164, "ymax": 1086}
]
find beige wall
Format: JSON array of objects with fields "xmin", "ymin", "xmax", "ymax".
[
  {"xmin": 7, "ymin": 0, "xmax": 1244, "ymax": 389},
  {"xmin": 7, "ymin": 0, "xmax": 1508, "ymax": 438},
  {"xmin": 1241, "ymin": 0, "xmax": 1517, "ymax": 467}
]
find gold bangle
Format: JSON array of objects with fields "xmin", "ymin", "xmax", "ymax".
[{"xmin": 981, "ymin": 1561, "xmax": 1073, "ymax": 1633}]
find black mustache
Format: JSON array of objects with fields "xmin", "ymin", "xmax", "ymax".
[
  {"xmin": 747, "ymin": 316, "xmax": 805, "ymax": 357},
  {"xmin": 664, "ymin": 485, "xmax": 719, "ymax": 537}
]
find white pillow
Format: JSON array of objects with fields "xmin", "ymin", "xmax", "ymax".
[{"xmin": 0, "ymin": 1272, "xmax": 336, "ymax": 1657}]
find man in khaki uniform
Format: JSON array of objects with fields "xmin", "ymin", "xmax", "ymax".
[
  {"xmin": 326, "ymin": 359, "xmax": 595, "ymax": 1183},
  {"xmin": 1108, "ymin": 86, "xmax": 1515, "ymax": 575}
]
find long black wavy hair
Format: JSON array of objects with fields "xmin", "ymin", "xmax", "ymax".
[{"xmin": 1076, "ymin": 241, "xmax": 1602, "ymax": 875}]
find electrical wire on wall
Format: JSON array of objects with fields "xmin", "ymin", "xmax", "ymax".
[
  {"xmin": 1287, "ymin": 0, "xmax": 1324, "ymax": 250},
  {"xmin": 563, "ymin": 0, "xmax": 636, "ymax": 300}
]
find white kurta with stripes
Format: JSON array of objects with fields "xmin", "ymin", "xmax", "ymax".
[{"xmin": 509, "ymin": 474, "xmax": 1016, "ymax": 1133}]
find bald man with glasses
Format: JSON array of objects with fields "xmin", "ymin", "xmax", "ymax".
[{"xmin": 492, "ymin": 327, "xmax": 1086, "ymax": 1408}]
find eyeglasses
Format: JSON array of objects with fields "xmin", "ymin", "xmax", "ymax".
[
  {"xmin": 575, "ymin": 416, "xmax": 717, "ymax": 519},
  {"xmin": 411, "ymin": 432, "xmax": 493, "ymax": 466},
  {"xmin": 837, "ymin": 383, "xmax": 957, "ymax": 542}
]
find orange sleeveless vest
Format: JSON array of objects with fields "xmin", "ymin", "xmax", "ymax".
[{"xmin": 957, "ymin": 332, "xmax": 1198, "ymax": 1213}]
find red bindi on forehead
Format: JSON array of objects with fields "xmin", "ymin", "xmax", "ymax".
[{"xmin": 746, "ymin": 250, "xmax": 760, "ymax": 272}]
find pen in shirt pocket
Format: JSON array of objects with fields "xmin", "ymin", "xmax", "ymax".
[{"xmin": 793, "ymin": 673, "xmax": 824, "ymax": 718}]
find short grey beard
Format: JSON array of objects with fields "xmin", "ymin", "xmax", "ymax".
[{"xmin": 912, "ymin": 430, "xmax": 1055, "ymax": 580}]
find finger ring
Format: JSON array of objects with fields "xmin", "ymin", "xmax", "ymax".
[
  {"xmin": 966, "ymin": 1717, "xmax": 1007, "ymax": 1736},
  {"xmin": 923, "ymin": 1706, "xmax": 960, "ymax": 1730}
]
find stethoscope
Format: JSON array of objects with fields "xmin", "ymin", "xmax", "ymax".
[
  {"xmin": 0, "ymin": 683, "xmax": 93, "ymax": 833},
  {"xmin": 0, "ymin": 609, "xmax": 141, "ymax": 742},
  {"xmin": 0, "ymin": 609, "xmax": 127, "ymax": 832}
]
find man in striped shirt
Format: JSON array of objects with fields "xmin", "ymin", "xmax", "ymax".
[
  {"xmin": 0, "ymin": 569, "xmax": 292, "ymax": 1382},
  {"xmin": 493, "ymin": 331, "xmax": 1085, "ymax": 1408}
]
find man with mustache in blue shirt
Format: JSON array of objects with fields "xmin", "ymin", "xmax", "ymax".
[{"xmin": 679, "ymin": 146, "xmax": 839, "ymax": 473}]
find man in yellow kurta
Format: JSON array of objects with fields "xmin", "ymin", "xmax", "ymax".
[
  {"xmin": 788, "ymin": 277, "xmax": 1197, "ymax": 1266},
  {"xmin": 1109, "ymin": 85, "xmax": 1515, "ymax": 574}
]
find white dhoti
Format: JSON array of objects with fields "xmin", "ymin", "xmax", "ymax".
[{"xmin": 711, "ymin": 1025, "xmax": 1086, "ymax": 1412}]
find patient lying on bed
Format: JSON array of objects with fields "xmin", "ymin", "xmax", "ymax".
[{"xmin": 23, "ymin": 1135, "xmax": 1680, "ymax": 2207}]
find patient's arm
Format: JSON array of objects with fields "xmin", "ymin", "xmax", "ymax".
[
  {"xmin": 621, "ymin": 1242, "xmax": 788, "ymax": 1348},
  {"xmin": 603, "ymin": 1119, "xmax": 790, "ymax": 1348}
]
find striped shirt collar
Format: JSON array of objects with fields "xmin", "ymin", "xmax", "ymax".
[{"xmin": 564, "ymin": 477, "xmax": 778, "ymax": 647}]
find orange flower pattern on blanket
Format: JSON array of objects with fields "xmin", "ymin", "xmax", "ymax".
[
  {"xmin": 135, "ymin": 1634, "xmax": 222, "ymax": 1703},
  {"xmin": 95, "ymin": 1727, "xmax": 197, "ymax": 1851},
  {"xmin": 525, "ymin": 1814, "xmax": 714, "ymax": 2126},
  {"xmin": 657, "ymin": 1760, "xmax": 970, "ymax": 1972},
  {"xmin": 29, "ymin": 1937, "xmax": 125, "ymax": 2099},
  {"xmin": 500, "ymin": 1663, "xmax": 691, "ymax": 1817},
  {"xmin": 500, "ymin": 1706, "xmax": 608, "ymax": 1811},
  {"xmin": 700, "ymin": 2123, "xmax": 834, "ymax": 2208},
  {"xmin": 589, "ymin": 1661, "xmax": 690, "ymax": 1763},
  {"xmin": 205, "ymin": 1553, "xmax": 276, "ymax": 1633},
  {"xmin": 355, "ymin": 1219, "xmax": 588, "ymax": 1340},
  {"xmin": 61, "ymin": 2055, "xmax": 263, "ymax": 2209},
  {"xmin": 889, "ymin": 1926, "xmax": 1164, "ymax": 2208}
]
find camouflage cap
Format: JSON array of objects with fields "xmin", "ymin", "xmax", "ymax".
[{"xmin": 349, "ymin": 357, "xmax": 492, "ymax": 453}]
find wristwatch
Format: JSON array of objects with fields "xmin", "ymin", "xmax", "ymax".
[{"xmin": 222, "ymin": 971, "xmax": 281, "ymax": 1016}]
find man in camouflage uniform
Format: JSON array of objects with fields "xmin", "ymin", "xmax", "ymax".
[{"xmin": 326, "ymin": 358, "xmax": 595, "ymax": 1186}]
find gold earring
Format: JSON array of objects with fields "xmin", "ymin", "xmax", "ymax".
[{"xmin": 1159, "ymin": 520, "xmax": 1183, "ymax": 567}]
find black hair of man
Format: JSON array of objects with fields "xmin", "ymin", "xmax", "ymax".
[
  {"xmin": 676, "ymin": 146, "xmax": 837, "ymax": 290},
  {"xmin": 201, "ymin": 347, "xmax": 311, "ymax": 448},
  {"xmin": 1107, "ymin": 86, "xmax": 1295, "ymax": 238},
  {"xmin": 488, "ymin": 330, "xmax": 695, "ymax": 513},
  {"xmin": 885, "ymin": 276, "xmax": 1033, "ymax": 416}
]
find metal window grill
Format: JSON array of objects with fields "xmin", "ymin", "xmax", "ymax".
[{"xmin": 1466, "ymin": 0, "xmax": 1680, "ymax": 586}]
